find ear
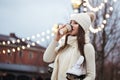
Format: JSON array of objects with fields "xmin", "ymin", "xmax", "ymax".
[{"xmin": 87, "ymin": 12, "xmax": 96, "ymax": 23}]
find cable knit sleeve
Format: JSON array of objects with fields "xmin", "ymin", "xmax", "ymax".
[
  {"xmin": 83, "ymin": 43, "xmax": 96, "ymax": 80},
  {"xmin": 43, "ymin": 40, "xmax": 58, "ymax": 63}
]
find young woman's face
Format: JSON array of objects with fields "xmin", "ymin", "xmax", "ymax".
[{"xmin": 68, "ymin": 20, "xmax": 79, "ymax": 36}]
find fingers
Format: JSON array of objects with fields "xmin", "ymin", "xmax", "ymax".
[
  {"xmin": 57, "ymin": 24, "xmax": 66, "ymax": 35},
  {"xmin": 58, "ymin": 24, "xmax": 65, "ymax": 30},
  {"xmin": 54, "ymin": 24, "xmax": 66, "ymax": 41}
]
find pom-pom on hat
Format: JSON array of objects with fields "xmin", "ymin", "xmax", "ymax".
[{"xmin": 70, "ymin": 12, "xmax": 95, "ymax": 32}]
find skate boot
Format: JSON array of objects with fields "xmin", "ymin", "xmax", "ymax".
[
  {"xmin": 48, "ymin": 63, "xmax": 54, "ymax": 73},
  {"xmin": 66, "ymin": 56, "xmax": 85, "ymax": 79}
]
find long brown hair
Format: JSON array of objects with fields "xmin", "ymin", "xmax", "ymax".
[
  {"xmin": 77, "ymin": 25, "xmax": 85, "ymax": 58},
  {"xmin": 58, "ymin": 24, "xmax": 85, "ymax": 60}
]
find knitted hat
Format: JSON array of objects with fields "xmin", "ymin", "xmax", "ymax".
[
  {"xmin": 70, "ymin": 12, "xmax": 95, "ymax": 32},
  {"xmin": 70, "ymin": 12, "xmax": 95, "ymax": 43}
]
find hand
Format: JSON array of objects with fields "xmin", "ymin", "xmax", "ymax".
[{"xmin": 54, "ymin": 24, "xmax": 66, "ymax": 41}]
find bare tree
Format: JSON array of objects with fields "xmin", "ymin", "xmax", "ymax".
[{"xmin": 84, "ymin": 0, "xmax": 120, "ymax": 80}]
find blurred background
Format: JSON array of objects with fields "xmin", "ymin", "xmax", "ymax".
[{"xmin": 0, "ymin": 0, "xmax": 120, "ymax": 80}]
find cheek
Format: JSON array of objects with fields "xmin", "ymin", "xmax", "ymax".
[
  {"xmin": 71, "ymin": 28, "xmax": 78, "ymax": 35},
  {"xmin": 73, "ymin": 26, "xmax": 79, "ymax": 32},
  {"xmin": 74, "ymin": 29, "xmax": 78, "ymax": 34}
]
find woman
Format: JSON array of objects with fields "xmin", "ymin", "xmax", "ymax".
[{"xmin": 43, "ymin": 12, "xmax": 96, "ymax": 80}]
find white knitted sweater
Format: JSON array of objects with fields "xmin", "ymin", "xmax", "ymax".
[{"xmin": 43, "ymin": 36, "xmax": 96, "ymax": 80}]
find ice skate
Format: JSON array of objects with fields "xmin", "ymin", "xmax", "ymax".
[
  {"xmin": 48, "ymin": 63, "xmax": 54, "ymax": 73},
  {"xmin": 66, "ymin": 56, "xmax": 84, "ymax": 79}
]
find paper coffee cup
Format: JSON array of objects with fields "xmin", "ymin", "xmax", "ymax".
[
  {"xmin": 59, "ymin": 24, "xmax": 72, "ymax": 35},
  {"xmin": 59, "ymin": 27, "xmax": 68, "ymax": 35}
]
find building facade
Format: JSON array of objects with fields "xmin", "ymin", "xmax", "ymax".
[{"xmin": 0, "ymin": 33, "xmax": 50, "ymax": 80}]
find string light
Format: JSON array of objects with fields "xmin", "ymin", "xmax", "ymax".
[
  {"xmin": 105, "ymin": 14, "xmax": 110, "ymax": 18},
  {"xmin": 31, "ymin": 42, "xmax": 36, "ymax": 46},
  {"xmin": 17, "ymin": 39, "xmax": 20, "ymax": 43},
  {"xmin": 7, "ymin": 49, "xmax": 10, "ymax": 53},
  {"xmin": 109, "ymin": 7, "xmax": 113, "ymax": 11},
  {"xmin": 22, "ymin": 38, "xmax": 25, "ymax": 42},
  {"xmin": 83, "ymin": 0, "xmax": 105, "ymax": 12},
  {"xmin": 26, "ymin": 37, "xmax": 30, "ymax": 40},
  {"xmin": 7, "ymin": 41, "xmax": 10, "ymax": 44},
  {"xmin": 41, "ymin": 38, "xmax": 45, "ymax": 42},
  {"xmin": 83, "ymin": 8, "xmax": 88, "ymax": 12},
  {"xmin": 36, "ymin": 40, "xmax": 40, "ymax": 44},
  {"xmin": 22, "ymin": 46, "xmax": 26, "ymax": 49},
  {"xmin": 104, "ymin": 0, "xmax": 108, "ymax": 3},
  {"xmin": 46, "ymin": 36, "xmax": 50, "ymax": 40},
  {"xmin": 32, "ymin": 35, "xmax": 35, "ymax": 39},
  {"xmin": 12, "ymin": 48, "xmax": 16, "ymax": 52},
  {"xmin": 51, "ymin": 33, "xmax": 54, "ymax": 37},
  {"xmin": 89, "ymin": 12, "xmax": 110, "ymax": 33},
  {"xmin": 101, "ymin": 24, "xmax": 105, "ymax": 28},
  {"xmin": 83, "ymin": 0, "xmax": 117, "ymax": 33},
  {"xmin": 12, "ymin": 40, "xmax": 16, "ymax": 44},
  {"xmin": 113, "ymin": 0, "xmax": 117, "ymax": 2},
  {"xmin": 36, "ymin": 34, "xmax": 40, "ymax": 37},
  {"xmin": 71, "ymin": 0, "xmax": 82, "ymax": 9},
  {"xmin": 17, "ymin": 47, "xmax": 20, "ymax": 51},
  {"xmin": 0, "ymin": 29, "xmax": 54, "ymax": 54},
  {"xmin": 83, "ymin": 3, "xmax": 87, "ymax": 7},
  {"xmin": 41, "ymin": 32, "xmax": 45, "ymax": 36},
  {"xmin": 0, "ymin": 0, "xmax": 118, "ymax": 53},
  {"xmin": 27, "ymin": 44, "xmax": 31, "ymax": 48},
  {"xmin": 0, "ymin": 31, "xmax": 54, "ymax": 54},
  {"xmin": 98, "ymin": 27, "xmax": 102, "ymax": 31},
  {"xmin": 103, "ymin": 20, "xmax": 107, "ymax": 24},
  {"xmin": 73, "ymin": 9, "xmax": 80, "ymax": 13},
  {"xmin": 2, "ymin": 41, "xmax": 6, "ymax": 45},
  {"xmin": 46, "ymin": 30, "xmax": 50, "ymax": 34},
  {"xmin": 3, "ymin": 50, "xmax": 6, "ymax": 54}
]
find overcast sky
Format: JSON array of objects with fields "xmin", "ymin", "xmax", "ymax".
[{"xmin": 0, "ymin": 0, "xmax": 72, "ymax": 38}]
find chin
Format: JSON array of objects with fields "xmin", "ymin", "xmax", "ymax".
[
  {"xmin": 71, "ymin": 32, "xmax": 77, "ymax": 35},
  {"xmin": 67, "ymin": 31, "xmax": 77, "ymax": 36},
  {"xmin": 69, "ymin": 33, "xmax": 77, "ymax": 36}
]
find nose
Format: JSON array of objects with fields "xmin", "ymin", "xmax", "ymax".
[
  {"xmin": 70, "ymin": 23, "xmax": 74, "ymax": 27},
  {"xmin": 71, "ymin": 26, "xmax": 75, "ymax": 30}
]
